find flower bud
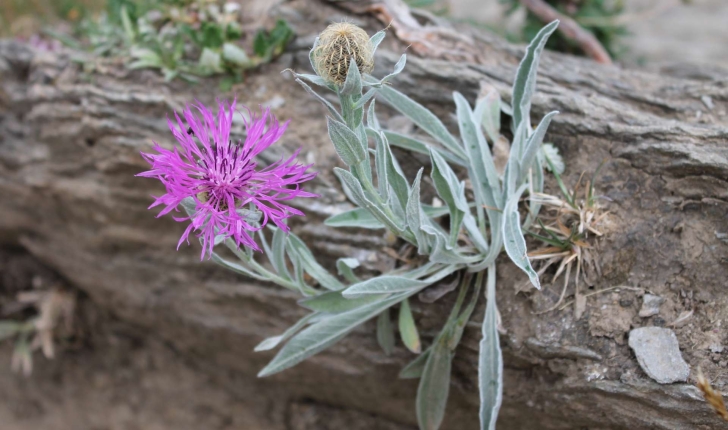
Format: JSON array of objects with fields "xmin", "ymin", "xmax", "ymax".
[{"xmin": 313, "ymin": 22, "xmax": 374, "ymax": 85}]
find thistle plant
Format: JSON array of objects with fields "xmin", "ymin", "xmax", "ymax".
[{"xmin": 139, "ymin": 20, "xmax": 562, "ymax": 430}]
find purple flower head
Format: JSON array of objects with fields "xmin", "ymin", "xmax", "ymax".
[{"xmin": 138, "ymin": 99, "xmax": 317, "ymax": 259}]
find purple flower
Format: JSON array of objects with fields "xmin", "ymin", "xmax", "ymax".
[{"xmin": 138, "ymin": 99, "xmax": 317, "ymax": 259}]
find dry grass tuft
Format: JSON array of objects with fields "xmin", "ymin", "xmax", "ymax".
[
  {"xmin": 696, "ymin": 368, "xmax": 728, "ymax": 422},
  {"xmin": 528, "ymin": 165, "xmax": 609, "ymax": 316}
]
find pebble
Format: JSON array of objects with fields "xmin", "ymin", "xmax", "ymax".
[
  {"xmin": 639, "ymin": 294, "xmax": 664, "ymax": 318},
  {"xmin": 628, "ymin": 327, "xmax": 690, "ymax": 384}
]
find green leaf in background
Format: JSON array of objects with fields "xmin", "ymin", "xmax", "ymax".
[
  {"xmin": 201, "ymin": 22, "xmax": 225, "ymax": 49},
  {"xmin": 399, "ymin": 298, "xmax": 421, "ymax": 353},
  {"xmin": 336, "ymin": 258, "xmax": 361, "ymax": 283},
  {"xmin": 254, "ymin": 19, "xmax": 293, "ymax": 60},
  {"xmin": 377, "ymin": 309, "xmax": 396, "ymax": 355},
  {"xmin": 222, "ymin": 42, "xmax": 250, "ymax": 67},
  {"xmin": 325, "ymin": 208, "xmax": 386, "ymax": 229}
]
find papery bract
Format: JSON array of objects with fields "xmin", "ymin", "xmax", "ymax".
[{"xmin": 138, "ymin": 99, "xmax": 317, "ymax": 259}]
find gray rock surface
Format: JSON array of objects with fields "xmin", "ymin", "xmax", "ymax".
[
  {"xmin": 639, "ymin": 294, "xmax": 665, "ymax": 317},
  {"xmin": 629, "ymin": 327, "xmax": 690, "ymax": 384}
]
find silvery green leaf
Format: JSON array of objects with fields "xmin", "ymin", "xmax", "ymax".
[
  {"xmin": 369, "ymin": 30, "xmax": 386, "ymax": 55},
  {"xmin": 416, "ymin": 334, "xmax": 452, "ymax": 430},
  {"xmin": 430, "ymin": 149, "xmax": 466, "ymax": 246},
  {"xmin": 380, "ymin": 53, "xmax": 406, "ymax": 84},
  {"xmin": 511, "ymin": 20, "xmax": 559, "ymax": 130},
  {"xmin": 271, "ymin": 228, "xmax": 291, "ymax": 280},
  {"xmin": 180, "ymin": 196, "xmax": 197, "ymax": 216},
  {"xmin": 377, "ymin": 309, "xmax": 396, "ymax": 355},
  {"xmin": 541, "ymin": 143, "xmax": 564, "ymax": 174},
  {"xmin": 295, "ymin": 73, "xmax": 328, "ymax": 87},
  {"xmin": 524, "ymin": 156, "xmax": 545, "ymax": 229},
  {"xmin": 258, "ymin": 290, "xmax": 417, "ymax": 377},
  {"xmin": 299, "ymin": 290, "xmax": 385, "ymax": 313},
  {"xmin": 334, "ymin": 168, "xmax": 404, "ymax": 233},
  {"xmin": 372, "ymin": 132, "xmax": 409, "ymax": 211},
  {"xmin": 479, "ymin": 267, "xmax": 503, "ymax": 430},
  {"xmin": 406, "ymin": 169, "xmax": 430, "ymax": 254},
  {"xmin": 463, "ymin": 213, "xmax": 489, "ymax": 254},
  {"xmin": 327, "ymin": 117, "xmax": 367, "ymax": 166},
  {"xmin": 222, "ymin": 42, "xmax": 250, "ymax": 66},
  {"xmin": 520, "ymin": 111, "xmax": 558, "ymax": 179},
  {"xmin": 475, "ymin": 89, "xmax": 501, "ymax": 144},
  {"xmin": 502, "ymin": 184, "xmax": 541, "ymax": 290},
  {"xmin": 340, "ymin": 57, "xmax": 362, "ymax": 96},
  {"xmin": 342, "ymin": 276, "xmax": 430, "ymax": 299},
  {"xmin": 453, "ymin": 92, "xmax": 502, "ymax": 212},
  {"xmin": 374, "ymin": 132, "xmax": 391, "ymax": 199},
  {"xmin": 309, "ymin": 37, "xmax": 319, "ymax": 72},
  {"xmin": 378, "ymin": 86, "xmax": 467, "ymax": 160},
  {"xmin": 399, "ymin": 347, "xmax": 431, "ymax": 379},
  {"xmin": 324, "ymin": 208, "xmax": 385, "ymax": 229},
  {"xmin": 380, "ymin": 130, "xmax": 467, "ymax": 167},
  {"xmin": 503, "ymin": 122, "xmax": 527, "ymax": 198},
  {"xmin": 355, "ymin": 88, "xmax": 378, "ymax": 110},
  {"xmin": 296, "ymin": 78, "xmax": 345, "ymax": 123},
  {"xmin": 254, "ymin": 312, "xmax": 317, "ymax": 352},
  {"xmin": 398, "ymin": 298, "xmax": 421, "ymax": 353},
  {"xmin": 429, "ymin": 233, "xmax": 473, "ymax": 265},
  {"xmin": 288, "ymin": 234, "xmax": 346, "ymax": 291},
  {"xmin": 336, "ymin": 258, "xmax": 361, "ymax": 283},
  {"xmin": 211, "ymin": 253, "xmax": 270, "ymax": 282},
  {"xmin": 366, "ymin": 98, "xmax": 381, "ymax": 129}
]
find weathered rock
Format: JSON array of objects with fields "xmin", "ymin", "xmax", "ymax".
[
  {"xmin": 1, "ymin": 0, "xmax": 727, "ymax": 428},
  {"xmin": 629, "ymin": 327, "xmax": 690, "ymax": 384},
  {"xmin": 639, "ymin": 294, "xmax": 665, "ymax": 318}
]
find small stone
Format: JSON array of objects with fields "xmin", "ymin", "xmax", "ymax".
[
  {"xmin": 619, "ymin": 298, "xmax": 633, "ymax": 308},
  {"xmin": 709, "ymin": 344, "xmax": 724, "ymax": 353},
  {"xmin": 628, "ymin": 327, "xmax": 690, "ymax": 384},
  {"xmin": 639, "ymin": 294, "xmax": 664, "ymax": 318},
  {"xmin": 263, "ymin": 95, "xmax": 285, "ymax": 110}
]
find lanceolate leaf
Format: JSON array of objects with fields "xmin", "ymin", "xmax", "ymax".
[
  {"xmin": 417, "ymin": 334, "xmax": 453, "ymax": 430},
  {"xmin": 288, "ymin": 234, "xmax": 346, "ymax": 291},
  {"xmin": 325, "ymin": 208, "xmax": 386, "ymax": 229},
  {"xmin": 254, "ymin": 312, "xmax": 317, "ymax": 352},
  {"xmin": 479, "ymin": 267, "xmax": 503, "ymax": 430},
  {"xmin": 258, "ymin": 289, "xmax": 423, "ymax": 377},
  {"xmin": 298, "ymin": 291, "xmax": 385, "ymax": 313},
  {"xmin": 502, "ymin": 184, "xmax": 541, "ymax": 290},
  {"xmin": 398, "ymin": 298, "xmax": 421, "ymax": 353},
  {"xmin": 381, "ymin": 130, "xmax": 466, "ymax": 167},
  {"xmin": 399, "ymin": 347, "xmax": 431, "ymax": 379},
  {"xmin": 327, "ymin": 117, "xmax": 367, "ymax": 166},
  {"xmin": 519, "ymin": 111, "xmax": 558, "ymax": 180},
  {"xmin": 342, "ymin": 276, "xmax": 430, "ymax": 299},
  {"xmin": 340, "ymin": 57, "xmax": 362, "ymax": 96},
  {"xmin": 378, "ymin": 86, "xmax": 467, "ymax": 160},
  {"xmin": 377, "ymin": 309, "xmax": 396, "ymax": 355},
  {"xmin": 511, "ymin": 20, "xmax": 559, "ymax": 130}
]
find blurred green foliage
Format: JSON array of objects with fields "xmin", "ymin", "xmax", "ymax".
[
  {"xmin": 4, "ymin": 0, "xmax": 294, "ymax": 84},
  {"xmin": 502, "ymin": 0, "xmax": 628, "ymax": 58}
]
